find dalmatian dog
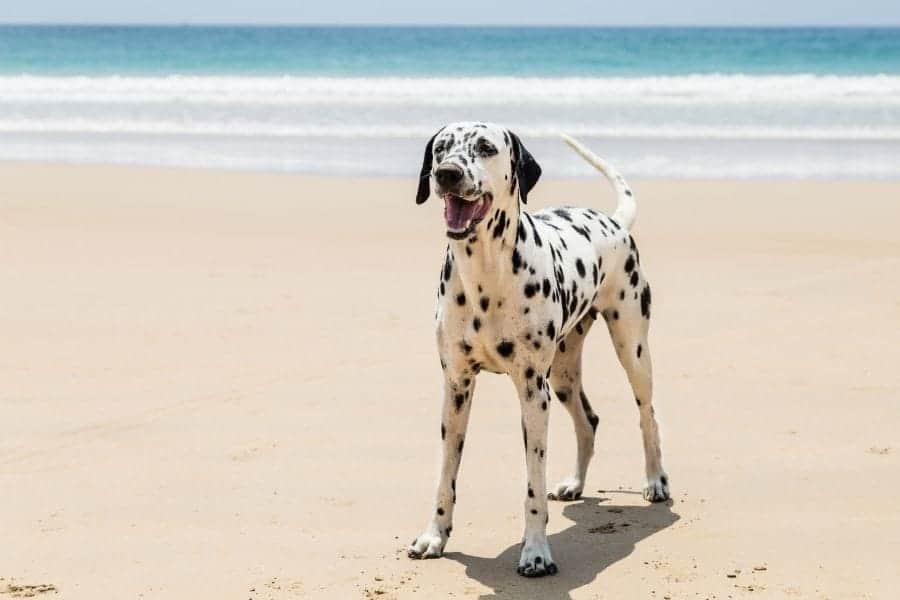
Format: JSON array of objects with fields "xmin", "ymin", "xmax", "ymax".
[{"xmin": 407, "ymin": 122, "xmax": 669, "ymax": 577}]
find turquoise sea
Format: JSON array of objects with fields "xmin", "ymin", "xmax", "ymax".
[{"xmin": 1, "ymin": 26, "xmax": 898, "ymax": 178}]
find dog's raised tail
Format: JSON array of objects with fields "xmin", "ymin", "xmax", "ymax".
[{"xmin": 561, "ymin": 134, "xmax": 636, "ymax": 229}]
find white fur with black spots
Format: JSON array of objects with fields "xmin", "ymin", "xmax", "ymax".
[{"xmin": 407, "ymin": 123, "xmax": 669, "ymax": 577}]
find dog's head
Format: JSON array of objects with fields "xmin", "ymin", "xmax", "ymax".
[{"xmin": 416, "ymin": 122, "xmax": 541, "ymax": 240}]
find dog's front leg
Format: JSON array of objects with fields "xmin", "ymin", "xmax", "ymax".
[
  {"xmin": 515, "ymin": 370, "xmax": 558, "ymax": 577},
  {"xmin": 408, "ymin": 368, "xmax": 475, "ymax": 559}
]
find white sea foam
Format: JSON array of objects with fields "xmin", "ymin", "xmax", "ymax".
[
  {"xmin": 1, "ymin": 119, "xmax": 899, "ymax": 142},
  {"xmin": 2, "ymin": 74, "xmax": 900, "ymax": 105},
  {"xmin": 1, "ymin": 74, "xmax": 898, "ymax": 178}
]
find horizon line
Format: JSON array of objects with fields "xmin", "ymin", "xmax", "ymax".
[{"xmin": 1, "ymin": 22, "xmax": 898, "ymax": 28}]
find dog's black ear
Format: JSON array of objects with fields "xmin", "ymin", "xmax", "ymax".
[
  {"xmin": 508, "ymin": 131, "xmax": 541, "ymax": 204},
  {"xmin": 415, "ymin": 132, "xmax": 438, "ymax": 205}
]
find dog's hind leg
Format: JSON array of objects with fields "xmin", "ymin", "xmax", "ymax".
[
  {"xmin": 408, "ymin": 368, "xmax": 476, "ymax": 559},
  {"xmin": 547, "ymin": 311, "xmax": 600, "ymax": 501},
  {"xmin": 603, "ymin": 278, "xmax": 669, "ymax": 502}
]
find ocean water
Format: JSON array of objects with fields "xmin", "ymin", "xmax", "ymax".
[{"xmin": 1, "ymin": 26, "xmax": 899, "ymax": 178}]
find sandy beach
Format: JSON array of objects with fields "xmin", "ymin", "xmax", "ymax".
[{"xmin": 1, "ymin": 162, "xmax": 898, "ymax": 599}]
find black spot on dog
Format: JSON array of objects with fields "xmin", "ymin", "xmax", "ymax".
[
  {"xmin": 542, "ymin": 278, "xmax": 551, "ymax": 297},
  {"xmin": 454, "ymin": 393, "xmax": 465, "ymax": 411},
  {"xmin": 553, "ymin": 208, "xmax": 572, "ymax": 222},
  {"xmin": 612, "ymin": 310, "xmax": 619, "ymax": 320},
  {"xmin": 635, "ymin": 397, "xmax": 642, "ymax": 406},
  {"xmin": 437, "ymin": 507, "xmax": 445, "ymax": 516},
  {"xmin": 557, "ymin": 391, "xmax": 568, "ymax": 403},
  {"xmin": 497, "ymin": 341, "xmax": 515, "ymax": 358},
  {"xmin": 480, "ymin": 297, "xmax": 489, "ymax": 311},
  {"xmin": 637, "ymin": 344, "xmax": 642, "ymax": 358},
  {"xmin": 630, "ymin": 271, "xmax": 639, "ymax": 287},
  {"xmin": 530, "ymin": 509, "xmax": 538, "ymax": 515},
  {"xmin": 558, "ymin": 340, "xmax": 566, "ymax": 353},
  {"xmin": 456, "ymin": 293, "xmax": 466, "ymax": 306},
  {"xmin": 546, "ymin": 320, "xmax": 556, "ymax": 340},
  {"xmin": 572, "ymin": 225, "xmax": 592, "ymax": 242},
  {"xmin": 541, "ymin": 401, "xmax": 547, "ymax": 410},
  {"xmin": 624, "ymin": 255, "xmax": 635, "ymax": 273},
  {"xmin": 512, "ymin": 248, "xmax": 522, "ymax": 274},
  {"xmin": 640, "ymin": 285, "xmax": 652, "ymax": 318},
  {"xmin": 531, "ymin": 225, "xmax": 543, "ymax": 247},
  {"xmin": 524, "ymin": 282, "xmax": 538, "ymax": 298},
  {"xmin": 492, "ymin": 211, "xmax": 507, "ymax": 239},
  {"xmin": 473, "ymin": 317, "xmax": 481, "ymax": 331},
  {"xmin": 581, "ymin": 391, "xmax": 599, "ymax": 431},
  {"xmin": 525, "ymin": 367, "xmax": 535, "ymax": 379},
  {"xmin": 460, "ymin": 341, "xmax": 472, "ymax": 354},
  {"xmin": 441, "ymin": 423, "xmax": 446, "ymax": 439},
  {"xmin": 528, "ymin": 486, "xmax": 534, "ymax": 498},
  {"xmin": 579, "ymin": 390, "xmax": 591, "ymax": 411},
  {"xmin": 575, "ymin": 258, "xmax": 586, "ymax": 277}
]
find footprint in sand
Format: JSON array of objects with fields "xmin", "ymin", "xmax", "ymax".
[{"xmin": 0, "ymin": 580, "xmax": 58, "ymax": 598}]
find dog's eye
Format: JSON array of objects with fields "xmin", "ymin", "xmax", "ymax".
[
  {"xmin": 475, "ymin": 139, "xmax": 497, "ymax": 156},
  {"xmin": 433, "ymin": 142, "xmax": 447, "ymax": 155}
]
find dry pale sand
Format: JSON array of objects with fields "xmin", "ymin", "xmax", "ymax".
[{"xmin": 1, "ymin": 163, "xmax": 898, "ymax": 600}]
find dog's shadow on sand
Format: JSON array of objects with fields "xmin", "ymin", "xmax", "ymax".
[{"xmin": 444, "ymin": 494, "xmax": 679, "ymax": 600}]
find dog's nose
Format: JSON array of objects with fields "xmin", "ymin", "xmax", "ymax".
[{"xmin": 434, "ymin": 164, "xmax": 464, "ymax": 188}]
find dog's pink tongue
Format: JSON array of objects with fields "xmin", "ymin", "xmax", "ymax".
[{"xmin": 444, "ymin": 196, "xmax": 479, "ymax": 230}]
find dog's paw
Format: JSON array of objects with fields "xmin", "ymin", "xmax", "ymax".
[
  {"xmin": 547, "ymin": 477, "xmax": 584, "ymax": 501},
  {"xmin": 517, "ymin": 537, "xmax": 558, "ymax": 577},
  {"xmin": 407, "ymin": 530, "xmax": 446, "ymax": 559},
  {"xmin": 643, "ymin": 473, "xmax": 670, "ymax": 503}
]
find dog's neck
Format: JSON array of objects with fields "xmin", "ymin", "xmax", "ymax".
[{"xmin": 449, "ymin": 195, "xmax": 524, "ymax": 300}]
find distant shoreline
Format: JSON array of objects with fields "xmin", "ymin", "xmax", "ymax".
[{"xmin": 2, "ymin": 23, "xmax": 899, "ymax": 28}]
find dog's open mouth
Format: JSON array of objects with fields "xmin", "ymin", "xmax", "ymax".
[{"xmin": 444, "ymin": 193, "xmax": 492, "ymax": 239}]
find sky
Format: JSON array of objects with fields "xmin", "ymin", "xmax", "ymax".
[{"xmin": 0, "ymin": 0, "xmax": 898, "ymax": 26}]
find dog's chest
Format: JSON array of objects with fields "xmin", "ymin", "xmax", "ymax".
[{"xmin": 440, "ymin": 293, "xmax": 550, "ymax": 374}]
